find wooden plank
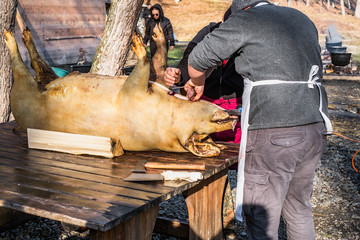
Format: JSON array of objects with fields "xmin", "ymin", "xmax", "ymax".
[
  {"xmin": 0, "ymin": 157, "xmax": 175, "ymax": 194},
  {"xmin": 39, "ymin": 27, "xmax": 105, "ymax": 38},
  {"xmin": 0, "ymin": 146, "xmax": 158, "ymax": 181},
  {"xmin": 0, "ymin": 190, "xmax": 113, "ymax": 230},
  {"xmin": 183, "ymin": 169, "xmax": 228, "ymax": 240},
  {"xmin": 90, "ymin": 205, "xmax": 159, "ymax": 240},
  {"xmin": 0, "ymin": 143, "xmax": 154, "ymax": 173},
  {"xmin": 0, "ymin": 138, "xmax": 236, "ymax": 174},
  {"xmin": 20, "ymin": 0, "xmax": 104, "ymax": 8},
  {"xmin": 0, "ymin": 170, "xmax": 152, "ymax": 207},
  {"xmin": 27, "ymin": 128, "xmax": 116, "ymax": 158},
  {"xmin": 0, "ymin": 181, "xmax": 163, "ymax": 231},
  {"xmin": 23, "ymin": 6, "xmax": 105, "ymax": 15},
  {"xmin": 0, "ymin": 165, "xmax": 161, "ymax": 201},
  {"xmin": 0, "ymin": 181, "xmax": 132, "ymax": 216},
  {"xmin": 16, "ymin": 0, "xmax": 106, "ymax": 66},
  {"xmin": 0, "ymin": 208, "xmax": 36, "ymax": 232}
]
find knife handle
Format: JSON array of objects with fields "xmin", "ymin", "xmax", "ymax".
[{"xmin": 144, "ymin": 162, "xmax": 205, "ymax": 171}]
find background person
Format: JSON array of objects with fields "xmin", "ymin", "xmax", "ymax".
[
  {"xmin": 185, "ymin": 0, "xmax": 332, "ymax": 239},
  {"xmin": 143, "ymin": 4, "xmax": 175, "ymax": 58},
  {"xmin": 143, "ymin": 1, "xmax": 152, "ymax": 30}
]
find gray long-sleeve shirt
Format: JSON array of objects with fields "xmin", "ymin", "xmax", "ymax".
[{"xmin": 189, "ymin": 3, "xmax": 328, "ymax": 130}]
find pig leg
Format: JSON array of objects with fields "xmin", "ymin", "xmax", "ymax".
[
  {"xmin": 4, "ymin": 30, "xmax": 37, "ymax": 92},
  {"xmin": 122, "ymin": 32, "xmax": 150, "ymax": 93},
  {"xmin": 150, "ymin": 24, "xmax": 167, "ymax": 86},
  {"xmin": 21, "ymin": 28, "xmax": 58, "ymax": 91}
]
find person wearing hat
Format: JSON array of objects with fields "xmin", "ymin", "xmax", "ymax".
[{"xmin": 184, "ymin": 0, "xmax": 332, "ymax": 239}]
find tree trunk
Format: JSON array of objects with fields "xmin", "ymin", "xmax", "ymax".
[
  {"xmin": 0, "ymin": 0, "xmax": 17, "ymax": 123},
  {"xmin": 340, "ymin": 0, "xmax": 346, "ymax": 15},
  {"xmin": 355, "ymin": 0, "xmax": 360, "ymax": 17},
  {"xmin": 90, "ymin": 0, "xmax": 143, "ymax": 76}
]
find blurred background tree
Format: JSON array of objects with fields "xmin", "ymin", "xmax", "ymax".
[{"xmin": 0, "ymin": 0, "xmax": 17, "ymax": 123}]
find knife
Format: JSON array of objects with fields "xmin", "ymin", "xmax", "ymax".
[{"xmin": 123, "ymin": 173, "xmax": 164, "ymax": 182}]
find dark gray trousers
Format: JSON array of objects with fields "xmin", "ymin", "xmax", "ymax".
[{"xmin": 243, "ymin": 122, "xmax": 327, "ymax": 240}]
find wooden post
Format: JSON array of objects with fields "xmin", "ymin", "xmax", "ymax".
[
  {"xmin": 0, "ymin": 208, "xmax": 35, "ymax": 232},
  {"xmin": 89, "ymin": 205, "xmax": 159, "ymax": 240},
  {"xmin": 183, "ymin": 169, "xmax": 228, "ymax": 240}
]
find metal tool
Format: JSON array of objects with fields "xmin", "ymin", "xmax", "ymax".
[
  {"xmin": 123, "ymin": 173, "xmax": 164, "ymax": 182},
  {"xmin": 169, "ymin": 85, "xmax": 184, "ymax": 90}
]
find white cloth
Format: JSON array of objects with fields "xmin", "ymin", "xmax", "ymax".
[
  {"xmin": 161, "ymin": 171, "xmax": 203, "ymax": 182},
  {"xmin": 235, "ymin": 65, "xmax": 333, "ymax": 221}
]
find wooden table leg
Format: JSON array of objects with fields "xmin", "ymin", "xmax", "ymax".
[
  {"xmin": 90, "ymin": 205, "xmax": 159, "ymax": 240},
  {"xmin": 183, "ymin": 169, "xmax": 228, "ymax": 240}
]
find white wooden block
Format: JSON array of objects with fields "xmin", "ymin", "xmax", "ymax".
[{"xmin": 27, "ymin": 128, "xmax": 114, "ymax": 158}]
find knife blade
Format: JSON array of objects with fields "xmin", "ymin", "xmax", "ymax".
[{"xmin": 123, "ymin": 173, "xmax": 164, "ymax": 182}]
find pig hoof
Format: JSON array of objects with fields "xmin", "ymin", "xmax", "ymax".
[
  {"xmin": 131, "ymin": 32, "xmax": 147, "ymax": 62},
  {"xmin": 184, "ymin": 132, "xmax": 221, "ymax": 157},
  {"xmin": 111, "ymin": 138, "xmax": 124, "ymax": 157}
]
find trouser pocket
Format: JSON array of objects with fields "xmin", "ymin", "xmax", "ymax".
[{"xmin": 243, "ymin": 170, "xmax": 269, "ymax": 218}]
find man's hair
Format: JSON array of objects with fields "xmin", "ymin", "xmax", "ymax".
[{"xmin": 232, "ymin": 0, "xmax": 268, "ymax": 11}]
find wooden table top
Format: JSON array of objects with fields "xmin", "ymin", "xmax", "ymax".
[{"xmin": 0, "ymin": 121, "xmax": 239, "ymax": 231}]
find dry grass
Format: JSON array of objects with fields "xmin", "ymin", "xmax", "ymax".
[
  {"xmin": 152, "ymin": 0, "xmax": 232, "ymax": 40},
  {"xmin": 151, "ymin": 0, "xmax": 360, "ymax": 60}
]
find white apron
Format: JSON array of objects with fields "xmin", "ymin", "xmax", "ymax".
[{"xmin": 235, "ymin": 65, "xmax": 333, "ymax": 221}]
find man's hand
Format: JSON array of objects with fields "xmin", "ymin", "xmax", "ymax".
[
  {"xmin": 187, "ymin": 63, "xmax": 205, "ymax": 101},
  {"xmin": 170, "ymin": 46, "xmax": 174, "ymax": 50},
  {"xmin": 164, "ymin": 67, "xmax": 181, "ymax": 86},
  {"xmin": 184, "ymin": 80, "xmax": 204, "ymax": 101}
]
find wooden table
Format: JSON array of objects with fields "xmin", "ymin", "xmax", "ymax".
[{"xmin": 0, "ymin": 121, "xmax": 239, "ymax": 240}]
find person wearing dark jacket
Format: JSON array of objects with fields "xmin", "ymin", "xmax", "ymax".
[
  {"xmin": 143, "ymin": 4, "xmax": 175, "ymax": 58},
  {"xmin": 185, "ymin": 0, "xmax": 333, "ymax": 239},
  {"xmin": 164, "ymin": 9, "xmax": 243, "ymax": 144},
  {"xmin": 143, "ymin": 2, "xmax": 151, "ymax": 29}
]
